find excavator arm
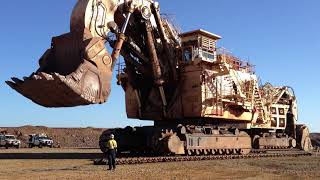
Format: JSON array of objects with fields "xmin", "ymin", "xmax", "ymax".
[{"xmin": 6, "ymin": 0, "xmax": 178, "ymax": 109}]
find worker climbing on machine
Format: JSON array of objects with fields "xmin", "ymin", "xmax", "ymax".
[{"xmin": 106, "ymin": 134, "xmax": 117, "ymax": 171}]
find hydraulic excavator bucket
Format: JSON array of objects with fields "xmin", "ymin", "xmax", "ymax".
[
  {"xmin": 6, "ymin": 30, "xmax": 113, "ymax": 107},
  {"xmin": 6, "ymin": 0, "xmax": 144, "ymax": 107}
]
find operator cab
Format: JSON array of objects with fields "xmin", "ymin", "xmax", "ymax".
[{"xmin": 179, "ymin": 29, "xmax": 221, "ymax": 64}]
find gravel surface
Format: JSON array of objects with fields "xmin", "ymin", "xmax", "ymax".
[
  {"xmin": 0, "ymin": 148, "xmax": 101, "ymax": 154},
  {"xmin": 0, "ymin": 156, "xmax": 319, "ymax": 180}
]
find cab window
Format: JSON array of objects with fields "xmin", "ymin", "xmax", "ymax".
[{"xmin": 183, "ymin": 47, "xmax": 192, "ymax": 62}]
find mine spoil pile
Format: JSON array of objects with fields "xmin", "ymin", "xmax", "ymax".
[
  {"xmin": 0, "ymin": 126, "xmax": 106, "ymax": 148},
  {"xmin": 311, "ymin": 133, "xmax": 320, "ymax": 147}
]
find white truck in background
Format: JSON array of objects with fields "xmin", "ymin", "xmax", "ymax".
[
  {"xmin": 0, "ymin": 134, "xmax": 20, "ymax": 149},
  {"xmin": 28, "ymin": 134, "xmax": 54, "ymax": 148}
]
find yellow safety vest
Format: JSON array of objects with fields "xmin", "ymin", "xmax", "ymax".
[{"xmin": 106, "ymin": 139, "xmax": 117, "ymax": 150}]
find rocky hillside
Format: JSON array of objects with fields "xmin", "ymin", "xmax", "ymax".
[
  {"xmin": 0, "ymin": 126, "xmax": 107, "ymax": 148},
  {"xmin": 310, "ymin": 133, "xmax": 320, "ymax": 148}
]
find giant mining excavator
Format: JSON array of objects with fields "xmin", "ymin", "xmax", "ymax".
[{"xmin": 6, "ymin": 0, "xmax": 312, "ymax": 155}]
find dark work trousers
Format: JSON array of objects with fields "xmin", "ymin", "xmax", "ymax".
[{"xmin": 106, "ymin": 149, "xmax": 116, "ymax": 170}]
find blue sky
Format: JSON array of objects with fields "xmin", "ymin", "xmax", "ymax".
[{"xmin": 0, "ymin": 0, "xmax": 319, "ymax": 132}]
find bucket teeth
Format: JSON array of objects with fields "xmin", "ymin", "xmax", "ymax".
[
  {"xmin": 6, "ymin": 31, "xmax": 112, "ymax": 107},
  {"xmin": 11, "ymin": 77, "xmax": 23, "ymax": 84},
  {"xmin": 5, "ymin": 81, "xmax": 17, "ymax": 89},
  {"xmin": 38, "ymin": 72, "xmax": 50, "ymax": 80},
  {"xmin": 31, "ymin": 74, "xmax": 42, "ymax": 80},
  {"xmin": 23, "ymin": 76, "xmax": 29, "ymax": 81},
  {"xmin": 6, "ymin": 72, "xmax": 90, "ymax": 107},
  {"xmin": 6, "ymin": 60, "xmax": 111, "ymax": 107},
  {"xmin": 52, "ymin": 73, "xmax": 67, "ymax": 83},
  {"xmin": 40, "ymin": 72, "xmax": 54, "ymax": 80}
]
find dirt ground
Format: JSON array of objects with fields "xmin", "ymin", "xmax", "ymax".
[
  {"xmin": 0, "ymin": 155, "xmax": 319, "ymax": 180},
  {"xmin": 0, "ymin": 148, "xmax": 101, "ymax": 154}
]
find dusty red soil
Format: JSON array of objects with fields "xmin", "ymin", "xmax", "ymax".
[
  {"xmin": 0, "ymin": 156, "xmax": 319, "ymax": 179},
  {"xmin": 0, "ymin": 126, "xmax": 107, "ymax": 148}
]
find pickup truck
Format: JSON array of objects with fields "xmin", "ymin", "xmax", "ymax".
[{"xmin": 0, "ymin": 134, "xmax": 20, "ymax": 149}]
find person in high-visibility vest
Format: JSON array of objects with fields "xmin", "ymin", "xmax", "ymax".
[{"xmin": 106, "ymin": 134, "xmax": 117, "ymax": 170}]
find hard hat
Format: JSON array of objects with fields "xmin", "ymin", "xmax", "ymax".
[{"xmin": 110, "ymin": 134, "xmax": 114, "ymax": 139}]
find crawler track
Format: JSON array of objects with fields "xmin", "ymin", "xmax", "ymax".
[{"xmin": 94, "ymin": 149, "xmax": 311, "ymax": 165}]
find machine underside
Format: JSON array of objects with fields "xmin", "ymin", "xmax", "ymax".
[{"xmin": 99, "ymin": 120, "xmax": 312, "ymax": 156}]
